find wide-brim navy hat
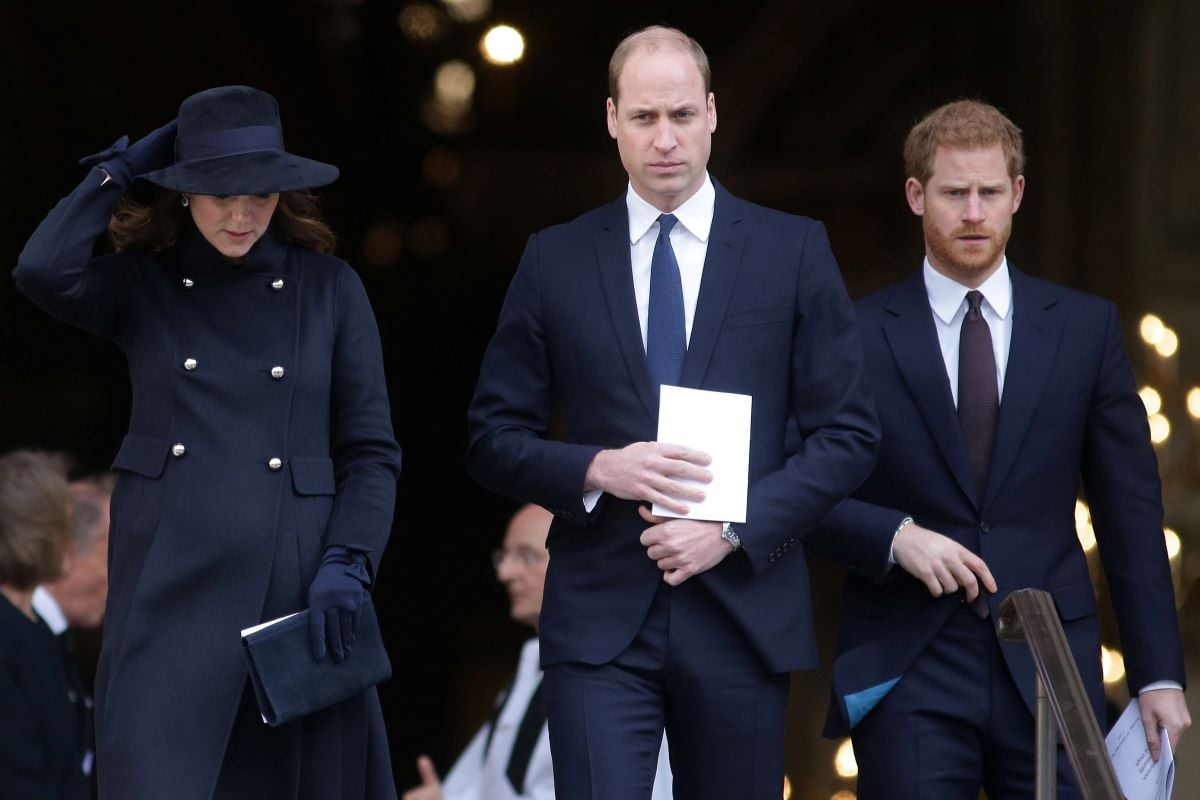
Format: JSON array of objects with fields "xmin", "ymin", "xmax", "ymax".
[{"xmin": 140, "ymin": 85, "xmax": 339, "ymax": 195}]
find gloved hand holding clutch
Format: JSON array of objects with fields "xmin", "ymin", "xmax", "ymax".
[{"xmin": 307, "ymin": 545, "xmax": 372, "ymax": 662}]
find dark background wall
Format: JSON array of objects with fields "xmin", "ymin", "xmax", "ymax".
[{"xmin": 3, "ymin": 1, "xmax": 1197, "ymax": 796}]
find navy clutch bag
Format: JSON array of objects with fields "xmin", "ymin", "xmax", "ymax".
[{"xmin": 241, "ymin": 598, "xmax": 392, "ymax": 726}]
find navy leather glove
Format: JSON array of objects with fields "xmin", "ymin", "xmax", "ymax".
[
  {"xmin": 79, "ymin": 118, "xmax": 178, "ymax": 187},
  {"xmin": 307, "ymin": 545, "xmax": 372, "ymax": 662}
]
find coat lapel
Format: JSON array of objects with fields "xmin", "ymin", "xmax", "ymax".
[
  {"xmin": 881, "ymin": 272, "xmax": 979, "ymax": 508},
  {"xmin": 982, "ymin": 268, "xmax": 1063, "ymax": 508},
  {"xmin": 594, "ymin": 198, "xmax": 659, "ymax": 420},
  {"xmin": 678, "ymin": 184, "xmax": 746, "ymax": 389}
]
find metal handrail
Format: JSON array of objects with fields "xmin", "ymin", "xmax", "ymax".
[{"xmin": 996, "ymin": 588, "xmax": 1122, "ymax": 799}]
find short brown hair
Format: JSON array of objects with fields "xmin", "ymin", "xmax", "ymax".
[
  {"xmin": 0, "ymin": 450, "xmax": 72, "ymax": 590},
  {"xmin": 904, "ymin": 100, "xmax": 1025, "ymax": 184},
  {"xmin": 609, "ymin": 25, "xmax": 711, "ymax": 105},
  {"xmin": 108, "ymin": 188, "xmax": 337, "ymax": 255}
]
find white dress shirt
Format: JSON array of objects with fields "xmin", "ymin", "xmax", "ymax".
[
  {"xmin": 922, "ymin": 258, "xmax": 1012, "ymax": 406},
  {"xmin": 442, "ymin": 638, "xmax": 674, "ymax": 800},
  {"xmin": 32, "ymin": 586, "xmax": 69, "ymax": 635},
  {"xmin": 626, "ymin": 174, "xmax": 715, "ymax": 349}
]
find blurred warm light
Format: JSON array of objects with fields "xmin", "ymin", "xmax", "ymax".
[
  {"xmin": 831, "ymin": 792, "xmax": 857, "ymax": 800},
  {"xmin": 481, "ymin": 24, "xmax": 525, "ymax": 65},
  {"xmin": 1155, "ymin": 329, "xmax": 1179, "ymax": 358},
  {"xmin": 1187, "ymin": 388, "xmax": 1200, "ymax": 419},
  {"xmin": 1140, "ymin": 314, "xmax": 1165, "ymax": 345},
  {"xmin": 421, "ymin": 147, "xmax": 461, "ymax": 188},
  {"xmin": 1101, "ymin": 646, "xmax": 1126, "ymax": 685},
  {"xmin": 834, "ymin": 738, "xmax": 858, "ymax": 778},
  {"xmin": 421, "ymin": 98, "xmax": 473, "ymax": 135},
  {"xmin": 1165, "ymin": 528, "xmax": 1182, "ymax": 560},
  {"xmin": 1077, "ymin": 522, "xmax": 1097, "ymax": 553},
  {"xmin": 408, "ymin": 217, "xmax": 452, "ymax": 258},
  {"xmin": 1149, "ymin": 413, "xmax": 1171, "ymax": 444},
  {"xmin": 441, "ymin": 0, "xmax": 490, "ymax": 22},
  {"xmin": 361, "ymin": 221, "xmax": 404, "ymax": 267},
  {"xmin": 1074, "ymin": 500, "xmax": 1090, "ymax": 528},
  {"xmin": 398, "ymin": 3, "xmax": 445, "ymax": 41},
  {"xmin": 782, "ymin": 775, "xmax": 791, "ymax": 800},
  {"xmin": 435, "ymin": 60, "xmax": 476, "ymax": 104},
  {"xmin": 1139, "ymin": 387, "xmax": 1162, "ymax": 416}
]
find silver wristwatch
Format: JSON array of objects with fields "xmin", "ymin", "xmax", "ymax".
[{"xmin": 721, "ymin": 521, "xmax": 742, "ymax": 551}]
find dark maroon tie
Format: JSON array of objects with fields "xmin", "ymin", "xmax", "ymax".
[{"xmin": 958, "ymin": 290, "xmax": 998, "ymax": 498}]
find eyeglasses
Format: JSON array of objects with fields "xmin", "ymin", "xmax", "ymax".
[{"xmin": 491, "ymin": 548, "xmax": 546, "ymax": 570}]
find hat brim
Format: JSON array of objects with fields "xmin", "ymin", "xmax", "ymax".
[{"xmin": 138, "ymin": 150, "xmax": 339, "ymax": 195}]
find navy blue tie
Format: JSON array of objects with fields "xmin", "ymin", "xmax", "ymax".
[{"xmin": 645, "ymin": 214, "xmax": 686, "ymax": 388}]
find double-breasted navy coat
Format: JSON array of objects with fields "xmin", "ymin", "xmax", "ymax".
[{"xmin": 14, "ymin": 167, "xmax": 402, "ymax": 800}]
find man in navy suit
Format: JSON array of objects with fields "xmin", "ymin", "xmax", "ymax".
[
  {"xmin": 808, "ymin": 100, "xmax": 1190, "ymax": 798},
  {"xmin": 467, "ymin": 25, "xmax": 879, "ymax": 800}
]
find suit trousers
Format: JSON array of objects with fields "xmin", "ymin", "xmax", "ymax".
[
  {"xmin": 542, "ymin": 578, "xmax": 789, "ymax": 800},
  {"xmin": 851, "ymin": 605, "xmax": 1081, "ymax": 800}
]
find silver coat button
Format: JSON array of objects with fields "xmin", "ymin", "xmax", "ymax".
[
  {"xmin": 182, "ymin": 278, "xmax": 194, "ymax": 288},
  {"xmin": 268, "ymin": 457, "xmax": 283, "ymax": 471},
  {"xmin": 183, "ymin": 358, "xmax": 197, "ymax": 371},
  {"xmin": 271, "ymin": 279, "xmax": 285, "ymax": 291},
  {"xmin": 270, "ymin": 366, "xmax": 285, "ymax": 379},
  {"xmin": 171, "ymin": 443, "xmax": 187, "ymax": 457}
]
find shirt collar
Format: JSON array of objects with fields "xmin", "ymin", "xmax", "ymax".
[
  {"xmin": 923, "ymin": 257, "xmax": 1012, "ymax": 324},
  {"xmin": 626, "ymin": 173, "xmax": 715, "ymax": 245},
  {"xmin": 31, "ymin": 586, "xmax": 68, "ymax": 635}
]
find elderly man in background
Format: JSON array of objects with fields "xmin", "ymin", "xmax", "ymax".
[{"xmin": 404, "ymin": 504, "xmax": 673, "ymax": 800}]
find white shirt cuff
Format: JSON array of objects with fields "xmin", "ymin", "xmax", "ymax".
[
  {"xmin": 1138, "ymin": 681, "xmax": 1184, "ymax": 694},
  {"xmin": 583, "ymin": 490, "xmax": 602, "ymax": 514}
]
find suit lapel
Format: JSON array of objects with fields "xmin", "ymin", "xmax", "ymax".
[
  {"xmin": 983, "ymin": 268, "xmax": 1063, "ymax": 507},
  {"xmin": 678, "ymin": 184, "xmax": 746, "ymax": 389},
  {"xmin": 594, "ymin": 198, "xmax": 659, "ymax": 420},
  {"xmin": 882, "ymin": 272, "xmax": 979, "ymax": 508}
]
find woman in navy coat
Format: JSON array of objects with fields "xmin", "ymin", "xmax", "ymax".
[{"xmin": 14, "ymin": 86, "xmax": 402, "ymax": 800}]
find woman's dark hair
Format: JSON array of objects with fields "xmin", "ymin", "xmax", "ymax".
[
  {"xmin": 0, "ymin": 450, "xmax": 72, "ymax": 590},
  {"xmin": 108, "ymin": 188, "xmax": 337, "ymax": 255}
]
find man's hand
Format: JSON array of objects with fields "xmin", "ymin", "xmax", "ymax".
[
  {"xmin": 638, "ymin": 505, "xmax": 731, "ymax": 585},
  {"xmin": 402, "ymin": 755, "xmax": 443, "ymax": 800},
  {"xmin": 585, "ymin": 442, "xmax": 712, "ymax": 515},
  {"xmin": 1140, "ymin": 688, "xmax": 1191, "ymax": 761},
  {"xmin": 892, "ymin": 523, "xmax": 996, "ymax": 602}
]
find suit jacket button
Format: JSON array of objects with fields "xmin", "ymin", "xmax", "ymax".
[
  {"xmin": 979, "ymin": 521, "xmax": 990, "ymax": 535},
  {"xmin": 183, "ymin": 358, "xmax": 198, "ymax": 371},
  {"xmin": 271, "ymin": 279, "xmax": 285, "ymax": 291},
  {"xmin": 182, "ymin": 277, "xmax": 194, "ymax": 288},
  {"xmin": 171, "ymin": 443, "xmax": 186, "ymax": 458},
  {"xmin": 270, "ymin": 366, "xmax": 285, "ymax": 379},
  {"xmin": 268, "ymin": 457, "xmax": 283, "ymax": 471}
]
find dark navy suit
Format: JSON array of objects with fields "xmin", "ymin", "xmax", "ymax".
[
  {"xmin": 807, "ymin": 267, "xmax": 1186, "ymax": 798},
  {"xmin": 467, "ymin": 181, "xmax": 879, "ymax": 799}
]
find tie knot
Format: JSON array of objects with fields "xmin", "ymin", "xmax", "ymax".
[
  {"xmin": 966, "ymin": 290, "xmax": 985, "ymax": 315},
  {"xmin": 658, "ymin": 214, "xmax": 678, "ymax": 237}
]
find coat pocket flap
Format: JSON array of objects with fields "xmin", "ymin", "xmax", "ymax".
[
  {"xmin": 111, "ymin": 433, "xmax": 171, "ymax": 478},
  {"xmin": 1051, "ymin": 579, "xmax": 1098, "ymax": 621},
  {"xmin": 725, "ymin": 304, "xmax": 791, "ymax": 329},
  {"xmin": 291, "ymin": 456, "xmax": 337, "ymax": 496}
]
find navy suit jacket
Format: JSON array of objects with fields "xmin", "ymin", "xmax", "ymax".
[
  {"xmin": 808, "ymin": 266, "xmax": 1186, "ymax": 736},
  {"xmin": 467, "ymin": 181, "xmax": 879, "ymax": 674}
]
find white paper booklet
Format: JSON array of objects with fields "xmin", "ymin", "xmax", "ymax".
[
  {"xmin": 652, "ymin": 385, "xmax": 751, "ymax": 523},
  {"xmin": 1106, "ymin": 697, "xmax": 1175, "ymax": 800},
  {"xmin": 240, "ymin": 611, "xmax": 301, "ymax": 638}
]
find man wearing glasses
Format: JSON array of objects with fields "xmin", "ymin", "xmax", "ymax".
[{"xmin": 403, "ymin": 505, "xmax": 672, "ymax": 800}]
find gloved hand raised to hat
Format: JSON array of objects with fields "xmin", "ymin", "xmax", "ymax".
[
  {"xmin": 80, "ymin": 118, "xmax": 178, "ymax": 188},
  {"xmin": 307, "ymin": 545, "xmax": 373, "ymax": 662}
]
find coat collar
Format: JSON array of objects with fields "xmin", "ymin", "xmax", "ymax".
[
  {"xmin": 167, "ymin": 218, "xmax": 289, "ymax": 274},
  {"xmin": 593, "ymin": 178, "xmax": 747, "ymax": 421}
]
